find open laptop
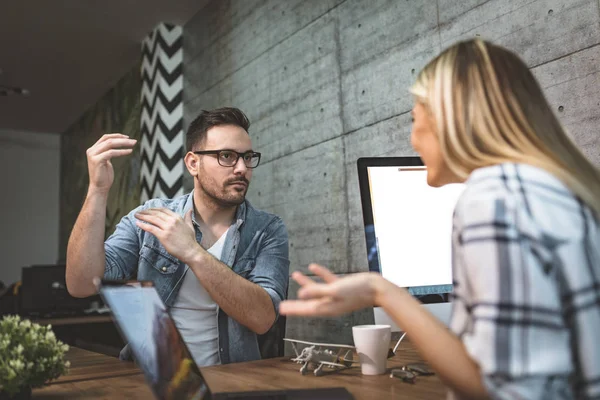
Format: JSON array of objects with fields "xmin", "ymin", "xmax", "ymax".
[
  {"xmin": 356, "ymin": 157, "xmax": 466, "ymax": 331},
  {"xmin": 96, "ymin": 280, "xmax": 354, "ymax": 400}
]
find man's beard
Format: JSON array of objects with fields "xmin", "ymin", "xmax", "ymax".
[{"xmin": 197, "ymin": 176, "xmax": 249, "ymax": 208}]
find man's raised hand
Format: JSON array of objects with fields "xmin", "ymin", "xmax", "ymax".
[{"xmin": 86, "ymin": 133, "xmax": 136, "ymax": 194}]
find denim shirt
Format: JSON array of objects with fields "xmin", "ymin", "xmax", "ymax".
[{"xmin": 103, "ymin": 192, "xmax": 290, "ymax": 364}]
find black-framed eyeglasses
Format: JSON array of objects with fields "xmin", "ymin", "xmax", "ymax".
[{"xmin": 192, "ymin": 149, "xmax": 261, "ymax": 168}]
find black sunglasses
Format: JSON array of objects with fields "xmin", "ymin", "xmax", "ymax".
[{"xmin": 389, "ymin": 363, "xmax": 434, "ymax": 384}]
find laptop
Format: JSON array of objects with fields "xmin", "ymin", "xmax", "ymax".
[
  {"xmin": 96, "ymin": 280, "xmax": 354, "ymax": 400},
  {"xmin": 356, "ymin": 157, "xmax": 466, "ymax": 330}
]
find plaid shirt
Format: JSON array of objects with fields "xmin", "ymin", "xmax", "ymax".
[{"xmin": 449, "ymin": 163, "xmax": 600, "ymax": 400}]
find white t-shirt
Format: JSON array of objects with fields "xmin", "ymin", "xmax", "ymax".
[{"xmin": 170, "ymin": 230, "xmax": 228, "ymax": 367}]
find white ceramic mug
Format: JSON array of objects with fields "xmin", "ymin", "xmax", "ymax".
[{"xmin": 352, "ymin": 324, "xmax": 391, "ymax": 375}]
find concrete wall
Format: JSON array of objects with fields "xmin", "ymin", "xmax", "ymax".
[
  {"xmin": 0, "ymin": 130, "xmax": 60, "ymax": 286},
  {"xmin": 183, "ymin": 0, "xmax": 600, "ymax": 346}
]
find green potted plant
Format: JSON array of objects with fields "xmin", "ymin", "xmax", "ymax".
[{"xmin": 0, "ymin": 315, "xmax": 70, "ymax": 399}]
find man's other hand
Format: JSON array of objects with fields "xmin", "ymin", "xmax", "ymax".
[{"xmin": 134, "ymin": 209, "xmax": 202, "ymax": 264}]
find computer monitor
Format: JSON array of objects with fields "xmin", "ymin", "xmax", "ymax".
[{"xmin": 356, "ymin": 157, "xmax": 466, "ymax": 331}]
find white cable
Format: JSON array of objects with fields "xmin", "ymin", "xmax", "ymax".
[{"xmin": 393, "ymin": 332, "xmax": 407, "ymax": 354}]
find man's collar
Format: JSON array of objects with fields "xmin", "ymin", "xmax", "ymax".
[
  {"xmin": 184, "ymin": 191, "xmax": 246, "ymax": 229},
  {"xmin": 234, "ymin": 200, "xmax": 247, "ymax": 229},
  {"xmin": 183, "ymin": 192, "xmax": 197, "ymax": 225}
]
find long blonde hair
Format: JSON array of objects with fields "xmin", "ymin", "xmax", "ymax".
[{"xmin": 411, "ymin": 39, "xmax": 600, "ymax": 217}]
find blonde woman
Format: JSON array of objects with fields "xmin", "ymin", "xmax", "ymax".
[{"xmin": 280, "ymin": 39, "xmax": 600, "ymax": 400}]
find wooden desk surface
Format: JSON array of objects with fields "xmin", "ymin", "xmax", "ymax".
[
  {"xmin": 202, "ymin": 340, "xmax": 447, "ymax": 399},
  {"xmin": 34, "ymin": 342, "xmax": 447, "ymax": 399},
  {"xmin": 34, "ymin": 347, "xmax": 151, "ymax": 399}
]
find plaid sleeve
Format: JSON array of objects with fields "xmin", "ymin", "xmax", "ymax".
[
  {"xmin": 558, "ymin": 202, "xmax": 600, "ymax": 399},
  {"xmin": 451, "ymin": 186, "xmax": 575, "ymax": 399}
]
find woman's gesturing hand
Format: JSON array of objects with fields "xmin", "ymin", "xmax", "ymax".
[{"xmin": 280, "ymin": 264, "xmax": 385, "ymax": 317}]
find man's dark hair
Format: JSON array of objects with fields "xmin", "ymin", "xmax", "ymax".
[{"xmin": 186, "ymin": 107, "xmax": 251, "ymax": 151}]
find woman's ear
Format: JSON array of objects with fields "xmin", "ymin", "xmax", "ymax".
[{"xmin": 184, "ymin": 152, "xmax": 199, "ymax": 177}]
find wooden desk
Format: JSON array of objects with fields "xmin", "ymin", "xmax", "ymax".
[
  {"xmin": 34, "ymin": 347, "xmax": 151, "ymax": 399},
  {"xmin": 202, "ymin": 340, "xmax": 447, "ymax": 399},
  {"xmin": 34, "ymin": 342, "xmax": 447, "ymax": 399}
]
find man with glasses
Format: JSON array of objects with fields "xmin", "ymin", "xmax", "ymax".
[{"xmin": 65, "ymin": 107, "xmax": 290, "ymax": 366}]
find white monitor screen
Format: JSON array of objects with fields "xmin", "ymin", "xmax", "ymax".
[{"xmin": 364, "ymin": 165, "xmax": 465, "ymax": 301}]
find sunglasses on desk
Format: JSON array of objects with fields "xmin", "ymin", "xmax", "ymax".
[{"xmin": 389, "ymin": 363, "xmax": 434, "ymax": 384}]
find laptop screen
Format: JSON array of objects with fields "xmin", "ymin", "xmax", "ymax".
[
  {"xmin": 99, "ymin": 282, "xmax": 208, "ymax": 400},
  {"xmin": 357, "ymin": 157, "xmax": 465, "ymax": 302}
]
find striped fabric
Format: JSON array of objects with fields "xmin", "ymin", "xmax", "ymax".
[{"xmin": 448, "ymin": 163, "xmax": 600, "ymax": 400}]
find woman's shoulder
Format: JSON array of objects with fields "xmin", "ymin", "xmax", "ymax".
[
  {"xmin": 455, "ymin": 163, "xmax": 592, "ymax": 242},
  {"xmin": 464, "ymin": 163, "xmax": 569, "ymax": 193},
  {"xmin": 460, "ymin": 163, "xmax": 577, "ymax": 205}
]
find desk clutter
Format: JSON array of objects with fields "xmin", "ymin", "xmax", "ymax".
[
  {"xmin": 19, "ymin": 264, "xmax": 106, "ymax": 318},
  {"xmin": 0, "ymin": 264, "xmax": 105, "ymax": 318},
  {"xmin": 284, "ymin": 331, "xmax": 436, "ymax": 387},
  {"xmin": 0, "ymin": 264, "xmax": 122, "ymax": 357}
]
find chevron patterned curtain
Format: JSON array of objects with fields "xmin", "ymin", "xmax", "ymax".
[{"xmin": 140, "ymin": 23, "xmax": 184, "ymax": 201}]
